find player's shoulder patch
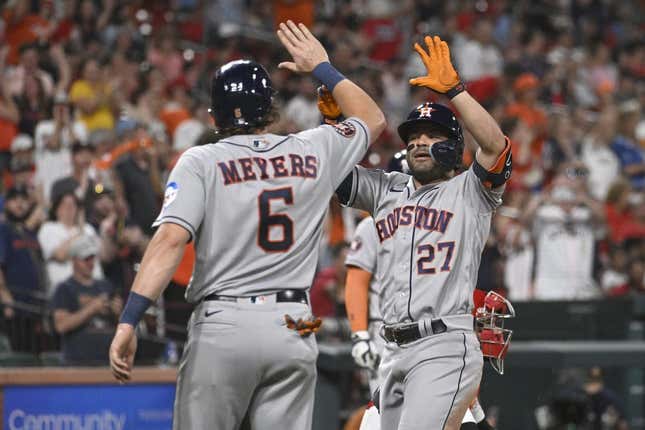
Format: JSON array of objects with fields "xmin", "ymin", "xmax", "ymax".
[
  {"xmin": 332, "ymin": 120, "xmax": 356, "ymax": 138},
  {"xmin": 163, "ymin": 181, "xmax": 179, "ymax": 209}
]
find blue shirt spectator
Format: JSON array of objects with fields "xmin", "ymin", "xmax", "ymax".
[
  {"xmin": 51, "ymin": 235, "xmax": 122, "ymax": 364},
  {"xmin": 611, "ymin": 135, "xmax": 645, "ymax": 190}
]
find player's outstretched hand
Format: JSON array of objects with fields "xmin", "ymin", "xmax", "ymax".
[
  {"xmin": 277, "ymin": 20, "xmax": 329, "ymax": 73},
  {"xmin": 409, "ymin": 35, "xmax": 460, "ymax": 94},
  {"xmin": 109, "ymin": 323, "xmax": 138, "ymax": 383},
  {"xmin": 351, "ymin": 331, "xmax": 381, "ymax": 371}
]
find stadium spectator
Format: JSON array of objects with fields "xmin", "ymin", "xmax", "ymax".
[
  {"xmin": 0, "ymin": 71, "xmax": 19, "ymax": 174},
  {"xmin": 580, "ymin": 109, "xmax": 621, "ymax": 201},
  {"xmin": 14, "ymin": 71, "xmax": 52, "ymax": 136},
  {"xmin": 541, "ymin": 112, "xmax": 582, "ymax": 182},
  {"xmin": 68, "ymin": 58, "xmax": 116, "ymax": 132},
  {"xmin": 52, "ymin": 234, "xmax": 122, "ymax": 365},
  {"xmin": 7, "ymin": 134, "xmax": 36, "ymax": 192},
  {"xmin": 611, "ymin": 100, "xmax": 645, "ymax": 190},
  {"xmin": 524, "ymin": 179, "xmax": 603, "ymax": 300},
  {"xmin": 1, "ymin": 0, "xmax": 50, "ymax": 66},
  {"xmin": 33, "ymin": 94, "xmax": 85, "ymax": 203},
  {"xmin": 50, "ymin": 141, "xmax": 95, "ymax": 207},
  {"xmin": 85, "ymin": 184, "xmax": 146, "ymax": 290},
  {"xmin": 604, "ymin": 180, "xmax": 645, "ymax": 244},
  {"xmin": 601, "ymin": 246, "xmax": 630, "ymax": 296},
  {"xmin": 113, "ymin": 129, "xmax": 163, "ymax": 235},
  {"xmin": 5, "ymin": 43, "xmax": 54, "ymax": 99},
  {"xmin": 147, "ymin": 31, "xmax": 184, "ymax": 83},
  {"xmin": 496, "ymin": 190, "xmax": 534, "ymax": 301},
  {"xmin": 284, "ymin": 77, "xmax": 320, "ymax": 131},
  {"xmin": 454, "ymin": 18, "xmax": 503, "ymax": 83},
  {"xmin": 37, "ymin": 191, "xmax": 104, "ymax": 296},
  {"xmin": 0, "ymin": 185, "xmax": 46, "ymax": 352}
]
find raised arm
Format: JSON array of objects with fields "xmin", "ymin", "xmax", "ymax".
[
  {"xmin": 277, "ymin": 21, "xmax": 386, "ymax": 143},
  {"xmin": 410, "ymin": 35, "xmax": 507, "ymax": 169}
]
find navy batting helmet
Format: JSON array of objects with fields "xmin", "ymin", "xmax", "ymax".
[
  {"xmin": 387, "ymin": 149, "xmax": 410, "ymax": 174},
  {"xmin": 209, "ymin": 60, "xmax": 274, "ymax": 130},
  {"xmin": 397, "ymin": 102, "xmax": 464, "ymax": 170}
]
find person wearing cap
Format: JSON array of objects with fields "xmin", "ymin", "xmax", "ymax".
[
  {"xmin": 521, "ymin": 174, "xmax": 604, "ymax": 300},
  {"xmin": 10, "ymin": 133, "xmax": 34, "ymax": 165},
  {"xmin": 51, "ymin": 234, "xmax": 122, "ymax": 364},
  {"xmin": 0, "ymin": 185, "xmax": 47, "ymax": 352}
]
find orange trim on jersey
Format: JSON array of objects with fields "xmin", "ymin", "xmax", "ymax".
[{"xmin": 487, "ymin": 137, "xmax": 511, "ymax": 174}]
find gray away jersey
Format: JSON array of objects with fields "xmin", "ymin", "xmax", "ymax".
[
  {"xmin": 343, "ymin": 164, "xmax": 504, "ymax": 324},
  {"xmin": 154, "ymin": 118, "xmax": 369, "ymax": 303},
  {"xmin": 344, "ymin": 216, "xmax": 383, "ymax": 322}
]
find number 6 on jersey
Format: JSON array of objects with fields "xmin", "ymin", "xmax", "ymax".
[{"xmin": 258, "ymin": 188, "xmax": 294, "ymax": 252}]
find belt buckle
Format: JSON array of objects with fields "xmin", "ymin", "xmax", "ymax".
[{"xmin": 391, "ymin": 326, "xmax": 406, "ymax": 346}]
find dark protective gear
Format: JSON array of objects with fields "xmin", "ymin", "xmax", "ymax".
[
  {"xmin": 387, "ymin": 149, "xmax": 409, "ymax": 174},
  {"xmin": 397, "ymin": 102, "xmax": 464, "ymax": 170},
  {"xmin": 209, "ymin": 60, "xmax": 274, "ymax": 130}
]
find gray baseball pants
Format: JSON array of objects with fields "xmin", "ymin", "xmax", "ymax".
[
  {"xmin": 378, "ymin": 317, "xmax": 482, "ymax": 430},
  {"xmin": 172, "ymin": 299, "xmax": 318, "ymax": 430}
]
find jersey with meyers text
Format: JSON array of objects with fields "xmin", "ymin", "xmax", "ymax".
[{"xmin": 154, "ymin": 118, "xmax": 369, "ymax": 303}]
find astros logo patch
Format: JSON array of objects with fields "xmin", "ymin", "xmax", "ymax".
[
  {"xmin": 163, "ymin": 182, "xmax": 179, "ymax": 208},
  {"xmin": 332, "ymin": 121, "xmax": 356, "ymax": 138}
]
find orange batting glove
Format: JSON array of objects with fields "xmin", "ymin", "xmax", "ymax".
[
  {"xmin": 409, "ymin": 35, "xmax": 464, "ymax": 98},
  {"xmin": 317, "ymin": 85, "xmax": 342, "ymax": 121}
]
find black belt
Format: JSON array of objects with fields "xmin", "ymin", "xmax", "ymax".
[
  {"xmin": 203, "ymin": 289, "xmax": 308, "ymax": 305},
  {"xmin": 382, "ymin": 319, "xmax": 447, "ymax": 346}
]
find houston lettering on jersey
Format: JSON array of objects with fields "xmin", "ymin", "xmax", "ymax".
[
  {"xmin": 217, "ymin": 154, "xmax": 318, "ymax": 185},
  {"xmin": 375, "ymin": 205, "xmax": 454, "ymax": 242}
]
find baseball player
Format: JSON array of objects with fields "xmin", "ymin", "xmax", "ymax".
[
  {"xmin": 108, "ymin": 21, "xmax": 386, "ymax": 430},
  {"xmin": 335, "ymin": 35, "xmax": 512, "ymax": 430},
  {"xmin": 343, "ymin": 214, "xmax": 496, "ymax": 430}
]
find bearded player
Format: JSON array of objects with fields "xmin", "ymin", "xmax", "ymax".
[
  {"xmin": 333, "ymin": 35, "xmax": 512, "ymax": 430},
  {"xmin": 343, "ymin": 213, "xmax": 502, "ymax": 430}
]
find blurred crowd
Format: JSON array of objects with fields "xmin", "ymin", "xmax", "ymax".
[{"xmin": 0, "ymin": 0, "xmax": 643, "ymax": 360}]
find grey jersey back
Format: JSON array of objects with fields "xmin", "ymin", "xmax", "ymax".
[
  {"xmin": 154, "ymin": 118, "xmax": 369, "ymax": 303},
  {"xmin": 344, "ymin": 216, "xmax": 383, "ymax": 322},
  {"xmin": 345, "ymin": 165, "xmax": 503, "ymax": 324}
]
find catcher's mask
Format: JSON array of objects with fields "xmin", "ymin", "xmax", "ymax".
[{"xmin": 475, "ymin": 291, "xmax": 515, "ymax": 375}]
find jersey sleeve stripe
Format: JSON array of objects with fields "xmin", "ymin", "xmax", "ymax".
[
  {"xmin": 152, "ymin": 215, "xmax": 197, "ymax": 242},
  {"xmin": 487, "ymin": 137, "xmax": 511, "ymax": 174}
]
